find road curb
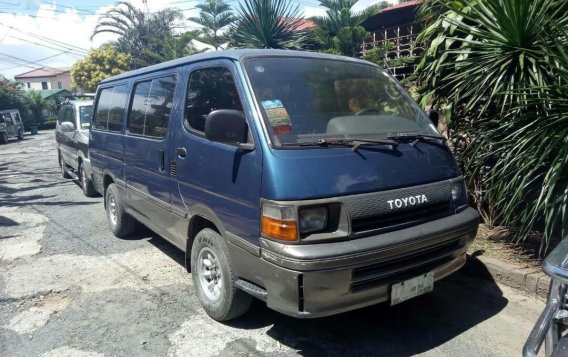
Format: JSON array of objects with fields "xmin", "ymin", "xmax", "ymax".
[{"xmin": 464, "ymin": 254, "xmax": 550, "ymax": 299}]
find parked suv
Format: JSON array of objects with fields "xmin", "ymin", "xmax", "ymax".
[
  {"xmin": 90, "ymin": 50, "xmax": 480, "ymax": 321},
  {"xmin": 55, "ymin": 100, "xmax": 97, "ymax": 196},
  {"xmin": 0, "ymin": 109, "xmax": 25, "ymax": 143}
]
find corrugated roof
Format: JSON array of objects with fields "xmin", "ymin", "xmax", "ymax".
[
  {"xmin": 361, "ymin": 0, "xmax": 422, "ymax": 30},
  {"xmin": 14, "ymin": 66, "xmax": 70, "ymax": 79},
  {"xmin": 380, "ymin": 0, "xmax": 422, "ymax": 13}
]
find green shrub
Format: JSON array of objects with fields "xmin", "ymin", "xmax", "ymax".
[{"xmin": 416, "ymin": 0, "xmax": 568, "ymax": 251}]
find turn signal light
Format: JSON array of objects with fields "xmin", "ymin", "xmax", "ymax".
[
  {"xmin": 261, "ymin": 216, "xmax": 298, "ymax": 241},
  {"xmin": 261, "ymin": 203, "xmax": 298, "ymax": 241}
]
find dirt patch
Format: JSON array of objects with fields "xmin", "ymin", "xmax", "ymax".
[{"xmin": 468, "ymin": 224, "xmax": 555, "ymax": 270}]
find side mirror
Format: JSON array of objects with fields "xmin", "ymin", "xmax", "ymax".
[
  {"xmin": 205, "ymin": 110, "xmax": 253, "ymax": 150},
  {"xmin": 60, "ymin": 121, "xmax": 75, "ymax": 133},
  {"xmin": 426, "ymin": 109, "xmax": 440, "ymax": 128}
]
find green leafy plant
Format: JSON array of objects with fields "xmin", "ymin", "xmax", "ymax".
[
  {"xmin": 189, "ymin": 0, "xmax": 236, "ymax": 50},
  {"xmin": 231, "ymin": 0, "xmax": 308, "ymax": 49},
  {"xmin": 311, "ymin": 0, "xmax": 377, "ymax": 56},
  {"xmin": 416, "ymin": 0, "xmax": 568, "ymax": 250},
  {"xmin": 91, "ymin": 1, "xmax": 183, "ymax": 69}
]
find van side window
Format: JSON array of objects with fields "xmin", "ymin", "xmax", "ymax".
[
  {"xmin": 13, "ymin": 113, "xmax": 21, "ymax": 123},
  {"xmin": 93, "ymin": 84, "xmax": 129, "ymax": 132},
  {"xmin": 185, "ymin": 67, "xmax": 243, "ymax": 132},
  {"xmin": 128, "ymin": 75, "xmax": 177, "ymax": 139}
]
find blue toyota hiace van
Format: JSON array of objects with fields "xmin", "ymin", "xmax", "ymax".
[{"xmin": 90, "ymin": 50, "xmax": 480, "ymax": 321}]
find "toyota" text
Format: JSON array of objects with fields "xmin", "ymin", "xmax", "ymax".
[{"xmin": 387, "ymin": 195, "xmax": 428, "ymax": 210}]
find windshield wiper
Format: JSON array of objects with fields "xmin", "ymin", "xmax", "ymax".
[
  {"xmin": 286, "ymin": 138, "xmax": 398, "ymax": 152},
  {"xmin": 349, "ymin": 139, "xmax": 398, "ymax": 152},
  {"xmin": 387, "ymin": 133, "xmax": 446, "ymax": 147}
]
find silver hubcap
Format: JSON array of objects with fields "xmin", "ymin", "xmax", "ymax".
[
  {"xmin": 197, "ymin": 248, "xmax": 223, "ymax": 301},
  {"xmin": 108, "ymin": 194, "xmax": 118, "ymax": 226}
]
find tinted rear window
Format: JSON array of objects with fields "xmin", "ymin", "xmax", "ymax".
[{"xmin": 93, "ymin": 84, "xmax": 129, "ymax": 132}]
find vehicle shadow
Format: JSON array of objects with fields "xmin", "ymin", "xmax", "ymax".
[
  {"xmin": 0, "ymin": 215, "xmax": 19, "ymax": 227},
  {"xmin": 0, "ymin": 132, "xmax": 41, "ymax": 145},
  {"xmin": 145, "ymin": 232, "xmax": 508, "ymax": 355},
  {"xmin": 136, "ymin": 227, "xmax": 187, "ymax": 268},
  {"xmin": 233, "ymin": 257, "xmax": 508, "ymax": 356}
]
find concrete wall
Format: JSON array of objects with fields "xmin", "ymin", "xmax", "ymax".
[{"xmin": 17, "ymin": 72, "xmax": 72, "ymax": 91}]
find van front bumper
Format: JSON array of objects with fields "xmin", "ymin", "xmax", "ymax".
[{"xmin": 232, "ymin": 207, "xmax": 480, "ymax": 318}]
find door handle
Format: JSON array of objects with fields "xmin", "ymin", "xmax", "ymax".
[
  {"xmin": 176, "ymin": 147, "xmax": 187, "ymax": 158},
  {"xmin": 159, "ymin": 150, "xmax": 165, "ymax": 172}
]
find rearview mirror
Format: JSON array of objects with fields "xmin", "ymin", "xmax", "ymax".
[
  {"xmin": 426, "ymin": 109, "xmax": 440, "ymax": 128},
  {"xmin": 205, "ymin": 110, "xmax": 253, "ymax": 150},
  {"xmin": 60, "ymin": 121, "xmax": 75, "ymax": 133}
]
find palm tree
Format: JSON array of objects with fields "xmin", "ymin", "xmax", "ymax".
[
  {"xmin": 311, "ymin": 0, "xmax": 378, "ymax": 56},
  {"xmin": 231, "ymin": 0, "xmax": 308, "ymax": 49},
  {"xmin": 416, "ymin": 0, "xmax": 568, "ymax": 249},
  {"xmin": 189, "ymin": 0, "xmax": 236, "ymax": 50},
  {"xmin": 161, "ymin": 31, "xmax": 206, "ymax": 61},
  {"xmin": 91, "ymin": 1, "xmax": 183, "ymax": 69}
]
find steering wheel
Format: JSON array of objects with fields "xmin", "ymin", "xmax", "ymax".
[{"xmin": 355, "ymin": 108, "xmax": 382, "ymax": 116}]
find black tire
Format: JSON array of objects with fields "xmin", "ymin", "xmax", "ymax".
[
  {"xmin": 79, "ymin": 163, "xmax": 97, "ymax": 197},
  {"xmin": 105, "ymin": 183, "xmax": 135, "ymax": 238},
  {"xmin": 59, "ymin": 153, "xmax": 71, "ymax": 179},
  {"xmin": 191, "ymin": 228, "xmax": 252, "ymax": 321},
  {"xmin": 17, "ymin": 129, "xmax": 23, "ymax": 140},
  {"xmin": 0, "ymin": 132, "xmax": 7, "ymax": 144}
]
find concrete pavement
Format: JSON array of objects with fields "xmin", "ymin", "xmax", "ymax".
[{"xmin": 0, "ymin": 132, "xmax": 545, "ymax": 356}]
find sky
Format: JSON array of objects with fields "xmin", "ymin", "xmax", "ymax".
[{"xmin": 0, "ymin": 0, "xmax": 393, "ymax": 80}]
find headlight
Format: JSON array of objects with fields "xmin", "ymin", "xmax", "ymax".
[
  {"xmin": 451, "ymin": 181, "xmax": 468, "ymax": 212},
  {"xmin": 451, "ymin": 182, "xmax": 462, "ymax": 201},
  {"xmin": 299, "ymin": 206, "xmax": 328, "ymax": 234},
  {"xmin": 261, "ymin": 203, "xmax": 298, "ymax": 241}
]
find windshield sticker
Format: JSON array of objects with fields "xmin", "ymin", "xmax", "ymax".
[
  {"xmin": 261, "ymin": 99, "xmax": 292, "ymax": 135},
  {"xmin": 81, "ymin": 123, "xmax": 90, "ymax": 129}
]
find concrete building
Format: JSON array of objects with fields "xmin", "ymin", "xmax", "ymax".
[{"xmin": 14, "ymin": 67, "xmax": 72, "ymax": 91}]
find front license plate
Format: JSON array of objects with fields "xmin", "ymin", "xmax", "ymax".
[{"xmin": 391, "ymin": 272, "xmax": 434, "ymax": 306}]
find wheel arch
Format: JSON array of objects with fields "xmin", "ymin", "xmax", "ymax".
[
  {"xmin": 102, "ymin": 173, "xmax": 116, "ymax": 208},
  {"xmin": 185, "ymin": 204, "xmax": 226, "ymax": 272}
]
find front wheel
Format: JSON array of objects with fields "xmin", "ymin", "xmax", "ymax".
[
  {"xmin": 17, "ymin": 129, "xmax": 23, "ymax": 140},
  {"xmin": 79, "ymin": 163, "xmax": 97, "ymax": 197},
  {"xmin": 191, "ymin": 229, "xmax": 251, "ymax": 321},
  {"xmin": 105, "ymin": 183, "xmax": 135, "ymax": 238},
  {"xmin": 0, "ymin": 132, "xmax": 7, "ymax": 144}
]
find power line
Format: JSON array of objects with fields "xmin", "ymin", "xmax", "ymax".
[
  {"xmin": 0, "ymin": 23, "xmax": 89, "ymax": 54},
  {"xmin": 0, "ymin": 50, "xmax": 71, "ymax": 71},
  {"xmin": 0, "ymin": 51, "xmax": 66, "ymax": 71},
  {"xmin": 40, "ymin": 1, "xmax": 96, "ymax": 15},
  {"xmin": 0, "ymin": 10, "xmax": 98, "ymax": 22},
  {"xmin": 6, "ymin": 34, "xmax": 86, "ymax": 56}
]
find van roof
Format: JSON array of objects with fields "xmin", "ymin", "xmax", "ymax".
[{"xmin": 100, "ymin": 49, "xmax": 370, "ymax": 85}]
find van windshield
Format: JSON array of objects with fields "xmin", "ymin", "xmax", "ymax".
[{"xmin": 244, "ymin": 57, "xmax": 437, "ymax": 146}]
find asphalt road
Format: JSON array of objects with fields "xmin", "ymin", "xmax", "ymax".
[{"xmin": 0, "ymin": 132, "xmax": 545, "ymax": 357}]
